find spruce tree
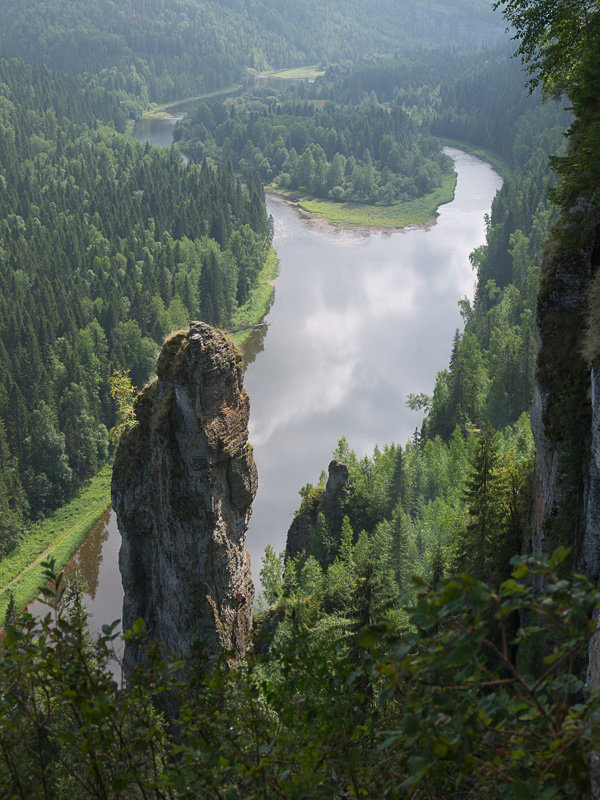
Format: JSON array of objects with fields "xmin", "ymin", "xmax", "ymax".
[
  {"xmin": 309, "ymin": 512, "xmax": 334, "ymax": 567},
  {"xmin": 456, "ymin": 423, "xmax": 502, "ymax": 581},
  {"xmin": 338, "ymin": 515, "xmax": 354, "ymax": 565},
  {"xmin": 390, "ymin": 501, "xmax": 411, "ymax": 596}
]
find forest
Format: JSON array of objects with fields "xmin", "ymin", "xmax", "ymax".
[
  {"xmin": 0, "ymin": 0, "xmax": 504, "ymax": 104},
  {"xmin": 0, "ymin": 58, "xmax": 270, "ymax": 551},
  {"xmin": 2, "ymin": 0, "xmax": 600, "ymax": 795},
  {"xmin": 174, "ymin": 91, "xmax": 454, "ymax": 204}
]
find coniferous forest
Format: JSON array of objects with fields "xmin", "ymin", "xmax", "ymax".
[
  {"xmin": 0, "ymin": 0, "xmax": 504, "ymax": 104},
  {"xmin": 2, "ymin": 0, "xmax": 600, "ymax": 796},
  {"xmin": 0, "ymin": 58, "xmax": 269, "ymax": 545}
]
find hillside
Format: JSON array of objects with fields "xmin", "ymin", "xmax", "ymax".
[
  {"xmin": 2, "ymin": 0, "xmax": 600, "ymax": 795},
  {"xmin": 0, "ymin": 0, "xmax": 504, "ymax": 103},
  {"xmin": 0, "ymin": 57, "xmax": 269, "ymax": 554}
]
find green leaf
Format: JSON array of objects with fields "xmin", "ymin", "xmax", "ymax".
[
  {"xmin": 407, "ymin": 755, "xmax": 429, "ymax": 774},
  {"xmin": 132, "ymin": 617, "xmax": 146, "ymax": 635},
  {"xmin": 512, "ymin": 563, "xmax": 529, "ymax": 579}
]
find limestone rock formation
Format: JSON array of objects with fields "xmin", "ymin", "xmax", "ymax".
[
  {"xmin": 112, "ymin": 323, "xmax": 257, "ymax": 675},
  {"xmin": 286, "ymin": 460, "xmax": 350, "ymax": 559}
]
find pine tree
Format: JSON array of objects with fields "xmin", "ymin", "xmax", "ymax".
[
  {"xmin": 338, "ymin": 515, "xmax": 354, "ymax": 565},
  {"xmin": 456, "ymin": 423, "xmax": 503, "ymax": 581},
  {"xmin": 386, "ymin": 445, "xmax": 404, "ymax": 515},
  {"xmin": 390, "ymin": 501, "xmax": 411, "ymax": 595},
  {"xmin": 309, "ymin": 512, "xmax": 334, "ymax": 567}
]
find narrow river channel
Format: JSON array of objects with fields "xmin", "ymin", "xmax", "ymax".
[{"xmin": 30, "ymin": 120, "xmax": 502, "ymax": 633}]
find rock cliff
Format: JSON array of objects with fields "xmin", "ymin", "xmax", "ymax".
[
  {"xmin": 530, "ymin": 217, "xmax": 600, "ymax": 576},
  {"xmin": 529, "ymin": 212, "xmax": 600, "ymax": 715},
  {"xmin": 112, "ymin": 323, "xmax": 257, "ymax": 676}
]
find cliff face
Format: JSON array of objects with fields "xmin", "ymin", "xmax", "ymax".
[
  {"xmin": 530, "ymin": 219, "xmax": 600, "ymax": 575},
  {"xmin": 112, "ymin": 323, "xmax": 257, "ymax": 675},
  {"xmin": 530, "ymin": 214, "xmax": 600, "ymax": 710}
]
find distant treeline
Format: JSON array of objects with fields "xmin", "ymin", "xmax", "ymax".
[
  {"xmin": 0, "ymin": 0, "xmax": 504, "ymax": 104},
  {"xmin": 0, "ymin": 59, "xmax": 269, "ymax": 551}
]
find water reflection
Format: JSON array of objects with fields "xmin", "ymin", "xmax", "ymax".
[
  {"xmin": 132, "ymin": 116, "xmax": 189, "ymax": 163},
  {"xmin": 244, "ymin": 149, "xmax": 502, "ymax": 585},
  {"xmin": 28, "ymin": 510, "xmax": 124, "ymax": 664},
  {"xmin": 241, "ymin": 324, "xmax": 268, "ymax": 368},
  {"xmin": 69, "ymin": 508, "xmax": 110, "ymax": 599}
]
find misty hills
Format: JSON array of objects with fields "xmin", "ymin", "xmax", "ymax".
[{"xmin": 0, "ymin": 0, "xmax": 505, "ymax": 103}]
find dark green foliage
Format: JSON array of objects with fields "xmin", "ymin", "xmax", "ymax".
[
  {"xmin": 22, "ymin": 404, "xmax": 72, "ymax": 517},
  {"xmin": 494, "ymin": 0, "xmax": 598, "ymax": 99},
  {"xmin": 458, "ymin": 424, "xmax": 502, "ymax": 578},
  {"xmin": 176, "ymin": 92, "xmax": 454, "ymax": 205},
  {"xmin": 280, "ymin": 422, "xmax": 532, "ymax": 628},
  {"xmin": 454, "ymin": 423, "xmax": 524, "ymax": 585},
  {"xmin": 0, "ymin": 561, "xmax": 171, "ymax": 798},
  {"xmin": 309, "ymin": 512, "xmax": 334, "ymax": 566},
  {"xmin": 542, "ymin": 14, "xmax": 600, "ymax": 229},
  {"xmin": 0, "ymin": 58, "xmax": 269, "ymax": 523},
  {"xmin": 0, "ymin": 0, "xmax": 504, "ymax": 104},
  {"xmin": 381, "ymin": 549, "xmax": 600, "ymax": 798},
  {"xmin": 2, "ymin": 551, "xmax": 598, "ymax": 797}
]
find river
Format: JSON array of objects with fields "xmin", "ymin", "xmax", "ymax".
[
  {"xmin": 30, "ymin": 118, "xmax": 501, "ymax": 633},
  {"xmin": 245, "ymin": 151, "xmax": 501, "ymax": 579}
]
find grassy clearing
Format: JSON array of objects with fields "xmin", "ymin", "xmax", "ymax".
[
  {"xmin": 276, "ymin": 170, "xmax": 457, "ymax": 229},
  {"xmin": 141, "ymin": 67, "xmax": 322, "ymax": 119},
  {"xmin": 441, "ymin": 139, "xmax": 512, "ymax": 181},
  {"xmin": 266, "ymin": 66, "xmax": 325, "ymax": 80},
  {"xmin": 142, "ymin": 109, "xmax": 174, "ymax": 119},
  {"xmin": 229, "ymin": 247, "xmax": 279, "ymax": 348},
  {"xmin": 0, "ymin": 465, "xmax": 112, "ymax": 619}
]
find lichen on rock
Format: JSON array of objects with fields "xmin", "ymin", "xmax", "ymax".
[{"xmin": 112, "ymin": 322, "xmax": 257, "ymax": 677}]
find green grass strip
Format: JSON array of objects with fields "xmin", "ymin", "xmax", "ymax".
[
  {"xmin": 143, "ymin": 83, "xmax": 245, "ymax": 117},
  {"xmin": 274, "ymin": 170, "xmax": 457, "ymax": 230},
  {"xmin": 0, "ymin": 464, "xmax": 112, "ymax": 619},
  {"xmin": 229, "ymin": 247, "xmax": 279, "ymax": 348}
]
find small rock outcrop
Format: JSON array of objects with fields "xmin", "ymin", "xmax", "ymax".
[
  {"xmin": 285, "ymin": 460, "xmax": 350, "ymax": 560},
  {"xmin": 112, "ymin": 323, "xmax": 257, "ymax": 675}
]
